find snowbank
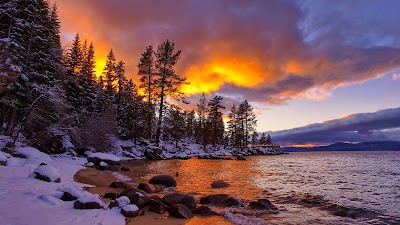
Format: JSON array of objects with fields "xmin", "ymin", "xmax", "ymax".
[
  {"xmin": 88, "ymin": 153, "xmax": 120, "ymax": 162},
  {"xmin": 16, "ymin": 146, "xmax": 52, "ymax": 161},
  {"xmin": 0, "ymin": 155, "xmax": 125, "ymax": 225}
]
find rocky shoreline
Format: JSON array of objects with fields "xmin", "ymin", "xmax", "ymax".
[{"xmin": 75, "ymin": 159, "xmax": 280, "ymax": 225}]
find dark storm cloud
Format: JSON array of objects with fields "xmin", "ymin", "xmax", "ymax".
[{"xmin": 269, "ymin": 107, "xmax": 400, "ymax": 146}]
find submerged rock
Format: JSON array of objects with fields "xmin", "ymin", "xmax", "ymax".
[
  {"xmin": 248, "ymin": 199, "xmax": 278, "ymax": 210},
  {"xmin": 200, "ymin": 194, "xmax": 229, "ymax": 205},
  {"xmin": 149, "ymin": 175, "xmax": 177, "ymax": 187},
  {"xmin": 104, "ymin": 192, "xmax": 117, "ymax": 199},
  {"xmin": 211, "ymin": 180, "xmax": 230, "ymax": 189},
  {"xmin": 162, "ymin": 193, "xmax": 196, "ymax": 210},
  {"xmin": 109, "ymin": 181, "xmax": 128, "ymax": 189}
]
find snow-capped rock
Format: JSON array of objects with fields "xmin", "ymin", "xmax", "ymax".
[{"xmin": 30, "ymin": 165, "xmax": 61, "ymax": 183}]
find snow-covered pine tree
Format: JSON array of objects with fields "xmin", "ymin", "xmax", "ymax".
[
  {"xmin": 259, "ymin": 133, "xmax": 267, "ymax": 145},
  {"xmin": 65, "ymin": 33, "xmax": 82, "ymax": 75},
  {"xmin": 266, "ymin": 134, "xmax": 272, "ymax": 146},
  {"xmin": 164, "ymin": 105, "xmax": 186, "ymax": 148},
  {"xmin": 102, "ymin": 49, "xmax": 117, "ymax": 100},
  {"xmin": 116, "ymin": 79, "xmax": 145, "ymax": 144},
  {"xmin": 184, "ymin": 109, "xmax": 195, "ymax": 139},
  {"xmin": 0, "ymin": 0, "xmax": 65, "ymax": 137}
]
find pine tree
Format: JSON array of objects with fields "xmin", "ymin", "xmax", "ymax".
[
  {"xmin": 102, "ymin": 49, "xmax": 117, "ymax": 99},
  {"xmin": 65, "ymin": 33, "xmax": 82, "ymax": 75},
  {"xmin": 196, "ymin": 92, "xmax": 209, "ymax": 149},
  {"xmin": 138, "ymin": 45, "xmax": 155, "ymax": 139},
  {"xmin": 165, "ymin": 105, "xmax": 186, "ymax": 148},
  {"xmin": 227, "ymin": 105, "xmax": 239, "ymax": 147},
  {"xmin": 185, "ymin": 109, "xmax": 195, "ymax": 139},
  {"xmin": 153, "ymin": 40, "xmax": 187, "ymax": 145},
  {"xmin": 259, "ymin": 133, "xmax": 267, "ymax": 145},
  {"xmin": 251, "ymin": 131, "xmax": 259, "ymax": 146},
  {"xmin": 208, "ymin": 95, "xmax": 225, "ymax": 146},
  {"xmin": 238, "ymin": 100, "xmax": 257, "ymax": 148},
  {"xmin": 266, "ymin": 134, "xmax": 272, "ymax": 146}
]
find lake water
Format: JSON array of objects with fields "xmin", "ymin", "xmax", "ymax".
[{"xmin": 126, "ymin": 151, "xmax": 400, "ymax": 224}]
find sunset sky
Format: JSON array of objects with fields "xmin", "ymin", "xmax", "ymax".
[{"xmin": 54, "ymin": 0, "xmax": 400, "ymax": 145}]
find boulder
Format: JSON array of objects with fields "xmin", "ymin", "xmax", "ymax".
[
  {"xmin": 59, "ymin": 187, "xmax": 83, "ymax": 201},
  {"xmin": 193, "ymin": 206, "xmax": 219, "ymax": 215},
  {"xmin": 84, "ymin": 162, "xmax": 95, "ymax": 168},
  {"xmin": 149, "ymin": 195, "xmax": 162, "ymax": 202},
  {"xmin": 162, "ymin": 193, "xmax": 185, "ymax": 206},
  {"xmin": 119, "ymin": 188, "xmax": 146, "ymax": 201},
  {"xmin": 200, "ymin": 194, "xmax": 229, "ymax": 205},
  {"xmin": 108, "ymin": 196, "xmax": 130, "ymax": 209},
  {"xmin": 0, "ymin": 152, "xmax": 7, "ymax": 166},
  {"xmin": 149, "ymin": 175, "xmax": 177, "ymax": 187},
  {"xmin": 31, "ymin": 165, "xmax": 61, "ymax": 183},
  {"xmin": 138, "ymin": 183, "xmax": 156, "ymax": 193},
  {"xmin": 104, "ymin": 192, "xmax": 117, "ymax": 199},
  {"xmin": 248, "ymin": 199, "xmax": 278, "ymax": 210},
  {"xmin": 211, "ymin": 180, "xmax": 230, "ymax": 189},
  {"xmin": 168, "ymin": 204, "xmax": 193, "ymax": 219},
  {"xmin": 87, "ymin": 153, "xmax": 120, "ymax": 166},
  {"xmin": 110, "ymin": 181, "xmax": 128, "ymax": 189},
  {"xmin": 130, "ymin": 193, "xmax": 148, "ymax": 209},
  {"xmin": 74, "ymin": 194, "xmax": 104, "ymax": 209},
  {"xmin": 162, "ymin": 193, "xmax": 196, "ymax": 209},
  {"xmin": 144, "ymin": 149, "xmax": 165, "ymax": 160},
  {"xmin": 148, "ymin": 199, "xmax": 167, "ymax": 214},
  {"xmin": 223, "ymin": 197, "xmax": 244, "ymax": 207},
  {"xmin": 121, "ymin": 204, "xmax": 140, "ymax": 217}
]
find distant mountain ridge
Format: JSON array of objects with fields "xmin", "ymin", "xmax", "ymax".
[{"xmin": 281, "ymin": 141, "xmax": 400, "ymax": 152}]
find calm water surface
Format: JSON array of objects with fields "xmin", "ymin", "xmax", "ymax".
[{"xmin": 126, "ymin": 151, "xmax": 400, "ymax": 224}]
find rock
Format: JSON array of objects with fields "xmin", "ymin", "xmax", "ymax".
[
  {"xmin": 130, "ymin": 193, "xmax": 148, "ymax": 209},
  {"xmin": 59, "ymin": 187, "xmax": 83, "ymax": 201},
  {"xmin": 119, "ymin": 188, "xmax": 146, "ymax": 201},
  {"xmin": 75, "ymin": 147, "xmax": 90, "ymax": 156},
  {"xmin": 148, "ymin": 195, "xmax": 162, "ymax": 202},
  {"xmin": 138, "ymin": 183, "xmax": 156, "ymax": 193},
  {"xmin": 237, "ymin": 155, "xmax": 246, "ymax": 160},
  {"xmin": 193, "ymin": 206, "xmax": 219, "ymax": 215},
  {"xmin": 248, "ymin": 199, "xmax": 278, "ymax": 210},
  {"xmin": 149, "ymin": 175, "xmax": 177, "ymax": 187},
  {"xmin": 148, "ymin": 199, "xmax": 167, "ymax": 214},
  {"xmin": 121, "ymin": 166, "xmax": 131, "ymax": 171},
  {"xmin": 162, "ymin": 193, "xmax": 185, "ymax": 206},
  {"xmin": 211, "ymin": 180, "xmax": 230, "ymax": 189},
  {"xmin": 162, "ymin": 193, "xmax": 197, "ymax": 210},
  {"xmin": 200, "ymin": 194, "xmax": 229, "ymax": 205},
  {"xmin": 87, "ymin": 153, "xmax": 120, "ymax": 166},
  {"xmin": 84, "ymin": 162, "xmax": 94, "ymax": 167},
  {"xmin": 110, "ymin": 181, "xmax": 128, "ymax": 189},
  {"xmin": 104, "ymin": 192, "xmax": 117, "ymax": 199},
  {"xmin": 179, "ymin": 195, "xmax": 197, "ymax": 210},
  {"xmin": 29, "ymin": 134, "xmax": 65, "ymax": 154},
  {"xmin": 0, "ymin": 152, "xmax": 7, "ymax": 166},
  {"xmin": 74, "ymin": 194, "xmax": 104, "ymax": 209},
  {"xmin": 121, "ymin": 204, "xmax": 140, "ymax": 217},
  {"xmin": 223, "ymin": 197, "xmax": 244, "ymax": 207},
  {"xmin": 144, "ymin": 149, "xmax": 165, "ymax": 160},
  {"xmin": 168, "ymin": 204, "xmax": 193, "ymax": 219},
  {"xmin": 109, "ymin": 196, "xmax": 130, "ymax": 209},
  {"xmin": 31, "ymin": 165, "xmax": 61, "ymax": 183}
]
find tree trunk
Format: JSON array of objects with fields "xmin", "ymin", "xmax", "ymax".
[
  {"xmin": 155, "ymin": 85, "xmax": 165, "ymax": 146},
  {"xmin": 147, "ymin": 70, "xmax": 152, "ymax": 139}
]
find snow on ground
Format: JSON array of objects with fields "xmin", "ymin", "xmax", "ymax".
[
  {"xmin": 16, "ymin": 146, "xmax": 52, "ymax": 161},
  {"xmin": 0, "ymin": 153, "xmax": 125, "ymax": 225},
  {"xmin": 88, "ymin": 152, "xmax": 121, "ymax": 162}
]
